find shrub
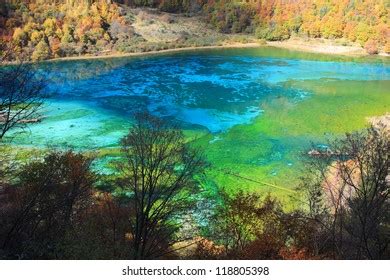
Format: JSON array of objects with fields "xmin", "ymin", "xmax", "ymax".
[
  {"xmin": 160, "ymin": 13, "xmax": 175, "ymax": 24},
  {"xmin": 364, "ymin": 39, "xmax": 378, "ymax": 55},
  {"xmin": 256, "ymin": 25, "xmax": 290, "ymax": 41}
]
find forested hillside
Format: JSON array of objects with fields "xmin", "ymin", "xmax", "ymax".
[
  {"xmin": 0, "ymin": 0, "xmax": 389, "ymax": 60},
  {"xmin": 0, "ymin": 0, "xmax": 128, "ymax": 60},
  {"xmin": 204, "ymin": 0, "xmax": 389, "ymax": 54}
]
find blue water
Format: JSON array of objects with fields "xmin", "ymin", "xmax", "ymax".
[{"xmin": 8, "ymin": 47, "xmax": 390, "ymax": 150}]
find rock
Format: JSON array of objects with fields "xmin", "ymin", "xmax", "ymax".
[
  {"xmin": 308, "ymin": 148, "xmax": 342, "ymax": 157},
  {"xmin": 369, "ymin": 113, "xmax": 390, "ymax": 131}
]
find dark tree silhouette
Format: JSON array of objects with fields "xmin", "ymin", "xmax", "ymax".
[
  {"xmin": 301, "ymin": 125, "xmax": 390, "ymax": 259},
  {"xmin": 205, "ymin": 189, "xmax": 316, "ymax": 260},
  {"xmin": 0, "ymin": 44, "xmax": 47, "ymax": 141},
  {"xmin": 0, "ymin": 151, "xmax": 95, "ymax": 259},
  {"xmin": 117, "ymin": 113, "xmax": 206, "ymax": 259},
  {"xmin": 60, "ymin": 193, "xmax": 133, "ymax": 260}
]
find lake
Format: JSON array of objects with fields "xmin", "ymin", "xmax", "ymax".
[{"xmin": 9, "ymin": 47, "xmax": 390, "ymax": 202}]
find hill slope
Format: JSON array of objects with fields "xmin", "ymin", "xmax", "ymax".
[{"xmin": 0, "ymin": 0, "xmax": 389, "ymax": 60}]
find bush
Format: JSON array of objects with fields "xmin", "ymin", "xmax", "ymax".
[
  {"xmin": 256, "ymin": 25, "xmax": 290, "ymax": 41},
  {"xmin": 364, "ymin": 39, "xmax": 379, "ymax": 55},
  {"xmin": 160, "ymin": 13, "xmax": 175, "ymax": 23}
]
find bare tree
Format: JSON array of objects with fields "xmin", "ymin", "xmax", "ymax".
[
  {"xmin": 0, "ymin": 43, "xmax": 47, "ymax": 141},
  {"xmin": 117, "ymin": 113, "xmax": 206, "ymax": 259},
  {"xmin": 209, "ymin": 190, "xmax": 263, "ymax": 257},
  {"xmin": 301, "ymin": 125, "xmax": 390, "ymax": 259},
  {"xmin": 333, "ymin": 126, "xmax": 390, "ymax": 259}
]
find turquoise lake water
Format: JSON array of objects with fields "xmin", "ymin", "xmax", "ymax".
[{"xmin": 8, "ymin": 47, "xmax": 390, "ymax": 198}]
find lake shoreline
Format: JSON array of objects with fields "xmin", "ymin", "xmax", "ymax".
[
  {"xmin": 46, "ymin": 42, "xmax": 262, "ymax": 63},
  {"xmin": 43, "ymin": 38, "xmax": 389, "ymax": 64},
  {"xmin": 3, "ymin": 38, "xmax": 388, "ymax": 66},
  {"xmin": 267, "ymin": 38, "xmax": 389, "ymax": 57}
]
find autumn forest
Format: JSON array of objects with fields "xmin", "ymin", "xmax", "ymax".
[{"xmin": 0, "ymin": 0, "xmax": 389, "ymax": 60}]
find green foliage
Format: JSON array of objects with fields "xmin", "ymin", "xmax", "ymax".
[
  {"xmin": 159, "ymin": 0, "xmax": 186, "ymax": 13},
  {"xmin": 205, "ymin": 2, "xmax": 255, "ymax": 34},
  {"xmin": 31, "ymin": 39, "xmax": 50, "ymax": 61},
  {"xmin": 256, "ymin": 25, "xmax": 290, "ymax": 41}
]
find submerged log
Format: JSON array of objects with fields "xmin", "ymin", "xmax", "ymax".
[
  {"xmin": 0, "ymin": 115, "xmax": 43, "ymax": 124},
  {"xmin": 18, "ymin": 117, "xmax": 43, "ymax": 124}
]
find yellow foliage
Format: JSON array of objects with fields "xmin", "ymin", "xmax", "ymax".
[
  {"xmin": 31, "ymin": 39, "xmax": 50, "ymax": 61},
  {"xmin": 43, "ymin": 18, "xmax": 57, "ymax": 37},
  {"xmin": 4, "ymin": 0, "xmax": 389, "ymax": 60},
  {"xmin": 30, "ymin": 30, "xmax": 43, "ymax": 45},
  {"xmin": 384, "ymin": 42, "xmax": 390, "ymax": 54},
  {"xmin": 12, "ymin": 28, "xmax": 27, "ymax": 46}
]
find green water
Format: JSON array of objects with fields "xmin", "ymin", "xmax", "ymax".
[{"xmin": 6, "ymin": 47, "xmax": 390, "ymax": 202}]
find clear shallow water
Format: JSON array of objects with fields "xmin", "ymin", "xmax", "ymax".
[{"xmin": 8, "ymin": 47, "xmax": 390, "ymax": 200}]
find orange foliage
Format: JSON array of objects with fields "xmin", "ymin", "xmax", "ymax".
[
  {"xmin": 279, "ymin": 247, "xmax": 320, "ymax": 260},
  {"xmin": 207, "ymin": 0, "xmax": 388, "ymax": 53},
  {"xmin": 364, "ymin": 39, "xmax": 379, "ymax": 55},
  {"xmin": 1, "ymin": 0, "xmax": 388, "ymax": 59}
]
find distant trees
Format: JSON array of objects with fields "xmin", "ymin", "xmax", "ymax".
[
  {"xmin": 117, "ymin": 113, "xmax": 206, "ymax": 259},
  {"xmin": 119, "ymin": 0, "xmax": 205, "ymax": 13},
  {"xmin": 204, "ymin": 0, "xmax": 389, "ymax": 54},
  {"xmin": 1, "ymin": 0, "xmax": 124, "ymax": 60},
  {"xmin": 1, "ymin": 0, "xmax": 388, "ymax": 58},
  {"xmin": 204, "ymin": 2, "xmax": 256, "ymax": 34}
]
